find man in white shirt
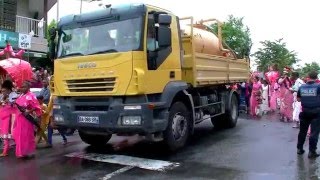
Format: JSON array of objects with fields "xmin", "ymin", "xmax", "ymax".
[
  {"xmin": 291, "ymin": 72, "xmax": 305, "ymax": 128},
  {"xmin": 291, "ymin": 72, "xmax": 304, "ymax": 92}
]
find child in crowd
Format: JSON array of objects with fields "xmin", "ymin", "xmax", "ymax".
[
  {"xmin": 36, "ymin": 95, "xmax": 50, "ymax": 146},
  {"xmin": 260, "ymin": 80, "xmax": 270, "ymax": 115},
  {"xmin": 37, "ymin": 95, "xmax": 68, "ymax": 147}
]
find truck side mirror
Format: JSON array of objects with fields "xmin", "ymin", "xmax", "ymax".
[
  {"xmin": 157, "ymin": 26, "xmax": 171, "ymax": 47},
  {"xmin": 158, "ymin": 14, "xmax": 171, "ymax": 25}
]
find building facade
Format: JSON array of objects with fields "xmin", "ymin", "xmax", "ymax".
[{"xmin": 0, "ymin": 0, "xmax": 56, "ymax": 60}]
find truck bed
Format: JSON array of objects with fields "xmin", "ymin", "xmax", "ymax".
[{"xmin": 181, "ymin": 35, "xmax": 250, "ymax": 87}]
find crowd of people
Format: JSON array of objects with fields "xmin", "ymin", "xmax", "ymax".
[
  {"xmin": 30, "ymin": 67, "xmax": 52, "ymax": 88},
  {"xmin": 0, "ymin": 67, "xmax": 67, "ymax": 159},
  {"xmin": 0, "ymin": 80, "xmax": 41, "ymax": 158},
  {"xmin": 237, "ymin": 64, "xmax": 319, "ymax": 128},
  {"xmin": 233, "ymin": 67, "xmax": 320, "ymax": 158},
  {"xmin": 235, "ymin": 65, "xmax": 320, "ymax": 158}
]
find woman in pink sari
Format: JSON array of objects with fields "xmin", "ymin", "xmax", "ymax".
[
  {"xmin": 0, "ymin": 80, "xmax": 18, "ymax": 157},
  {"xmin": 250, "ymin": 76, "xmax": 262, "ymax": 117},
  {"xmin": 278, "ymin": 75, "xmax": 293, "ymax": 122},
  {"xmin": 278, "ymin": 78, "xmax": 286, "ymax": 119},
  {"xmin": 13, "ymin": 81, "xmax": 42, "ymax": 158},
  {"xmin": 265, "ymin": 64, "xmax": 280, "ymax": 111}
]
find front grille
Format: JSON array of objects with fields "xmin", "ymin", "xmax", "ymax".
[
  {"xmin": 75, "ymin": 105, "xmax": 108, "ymax": 111},
  {"xmin": 74, "ymin": 98, "xmax": 110, "ymax": 103},
  {"xmin": 66, "ymin": 78, "xmax": 116, "ymax": 92}
]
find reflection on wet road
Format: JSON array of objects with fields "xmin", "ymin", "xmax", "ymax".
[{"xmin": 1, "ymin": 114, "xmax": 320, "ymax": 180}]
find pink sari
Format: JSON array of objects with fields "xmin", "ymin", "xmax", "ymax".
[
  {"xmin": 0, "ymin": 104, "xmax": 18, "ymax": 154},
  {"xmin": 266, "ymin": 71, "xmax": 279, "ymax": 111},
  {"xmin": 0, "ymin": 104, "xmax": 16, "ymax": 138},
  {"xmin": 13, "ymin": 91, "xmax": 41, "ymax": 157},
  {"xmin": 272, "ymin": 83, "xmax": 280, "ymax": 110},
  {"xmin": 250, "ymin": 81, "xmax": 261, "ymax": 116},
  {"xmin": 279, "ymin": 83, "xmax": 286, "ymax": 115},
  {"xmin": 283, "ymin": 90, "xmax": 293, "ymax": 121},
  {"xmin": 279, "ymin": 78, "xmax": 293, "ymax": 121}
]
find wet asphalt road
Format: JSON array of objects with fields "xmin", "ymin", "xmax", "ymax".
[{"xmin": 1, "ymin": 114, "xmax": 319, "ymax": 180}]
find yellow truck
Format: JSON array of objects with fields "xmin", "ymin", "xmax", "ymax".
[{"xmin": 49, "ymin": 4, "xmax": 249, "ymax": 150}]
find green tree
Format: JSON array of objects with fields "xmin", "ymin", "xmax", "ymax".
[
  {"xmin": 46, "ymin": 19, "xmax": 57, "ymax": 45},
  {"xmin": 253, "ymin": 38, "xmax": 299, "ymax": 72},
  {"xmin": 210, "ymin": 15, "xmax": 252, "ymax": 59},
  {"xmin": 299, "ymin": 62, "xmax": 320, "ymax": 77},
  {"xmin": 44, "ymin": 19, "xmax": 57, "ymax": 69}
]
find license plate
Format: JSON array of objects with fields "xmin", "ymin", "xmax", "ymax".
[{"xmin": 78, "ymin": 116, "xmax": 99, "ymax": 124}]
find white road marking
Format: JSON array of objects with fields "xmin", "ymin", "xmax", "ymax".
[
  {"xmin": 65, "ymin": 152, "xmax": 180, "ymax": 171},
  {"xmin": 101, "ymin": 166, "xmax": 134, "ymax": 180}
]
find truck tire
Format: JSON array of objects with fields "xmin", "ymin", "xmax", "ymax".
[
  {"xmin": 79, "ymin": 131, "xmax": 112, "ymax": 146},
  {"xmin": 164, "ymin": 102, "xmax": 191, "ymax": 151},
  {"xmin": 224, "ymin": 93, "xmax": 239, "ymax": 128},
  {"xmin": 212, "ymin": 93, "xmax": 238, "ymax": 129}
]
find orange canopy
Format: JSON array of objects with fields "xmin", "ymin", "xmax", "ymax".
[{"xmin": 0, "ymin": 58, "xmax": 33, "ymax": 88}]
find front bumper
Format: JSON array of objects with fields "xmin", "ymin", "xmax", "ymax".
[{"xmin": 52, "ymin": 96, "xmax": 169, "ymax": 134}]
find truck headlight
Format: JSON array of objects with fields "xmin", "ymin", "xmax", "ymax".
[
  {"xmin": 121, "ymin": 116, "xmax": 141, "ymax": 125},
  {"xmin": 124, "ymin": 105, "xmax": 141, "ymax": 110},
  {"xmin": 54, "ymin": 115, "xmax": 64, "ymax": 122}
]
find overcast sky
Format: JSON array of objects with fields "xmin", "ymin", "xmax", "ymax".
[{"xmin": 48, "ymin": 0, "xmax": 320, "ymax": 66}]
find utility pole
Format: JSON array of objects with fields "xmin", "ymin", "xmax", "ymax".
[
  {"xmin": 57, "ymin": 0, "xmax": 60, "ymax": 21},
  {"xmin": 44, "ymin": 0, "xmax": 48, "ymax": 36},
  {"xmin": 80, "ymin": 0, "xmax": 83, "ymax": 14}
]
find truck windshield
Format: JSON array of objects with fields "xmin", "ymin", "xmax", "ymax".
[{"xmin": 57, "ymin": 17, "xmax": 142, "ymax": 58}]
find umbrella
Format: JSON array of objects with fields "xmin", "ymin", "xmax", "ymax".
[{"xmin": 0, "ymin": 58, "xmax": 33, "ymax": 88}]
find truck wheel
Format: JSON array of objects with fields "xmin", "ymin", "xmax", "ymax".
[
  {"xmin": 212, "ymin": 93, "xmax": 238, "ymax": 129},
  {"xmin": 164, "ymin": 102, "xmax": 191, "ymax": 151},
  {"xmin": 79, "ymin": 131, "xmax": 112, "ymax": 146},
  {"xmin": 224, "ymin": 93, "xmax": 239, "ymax": 128}
]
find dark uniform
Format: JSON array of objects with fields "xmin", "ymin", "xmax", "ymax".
[{"xmin": 297, "ymin": 80, "xmax": 320, "ymax": 157}]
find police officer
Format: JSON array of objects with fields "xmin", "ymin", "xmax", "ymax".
[{"xmin": 297, "ymin": 71, "xmax": 320, "ymax": 158}]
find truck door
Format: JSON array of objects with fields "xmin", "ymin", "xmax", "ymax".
[{"xmin": 144, "ymin": 12, "xmax": 182, "ymax": 93}]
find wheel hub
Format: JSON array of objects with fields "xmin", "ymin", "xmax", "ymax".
[{"xmin": 172, "ymin": 113, "xmax": 187, "ymax": 141}]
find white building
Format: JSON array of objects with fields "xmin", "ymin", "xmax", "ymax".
[{"xmin": 0, "ymin": 0, "xmax": 57, "ymax": 58}]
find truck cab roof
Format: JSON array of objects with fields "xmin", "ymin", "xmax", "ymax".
[{"xmin": 58, "ymin": 3, "xmax": 174, "ymax": 28}]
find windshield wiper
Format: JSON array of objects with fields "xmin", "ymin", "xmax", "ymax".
[
  {"xmin": 60, "ymin": 52, "xmax": 84, "ymax": 58},
  {"xmin": 88, "ymin": 49, "xmax": 118, "ymax": 55}
]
